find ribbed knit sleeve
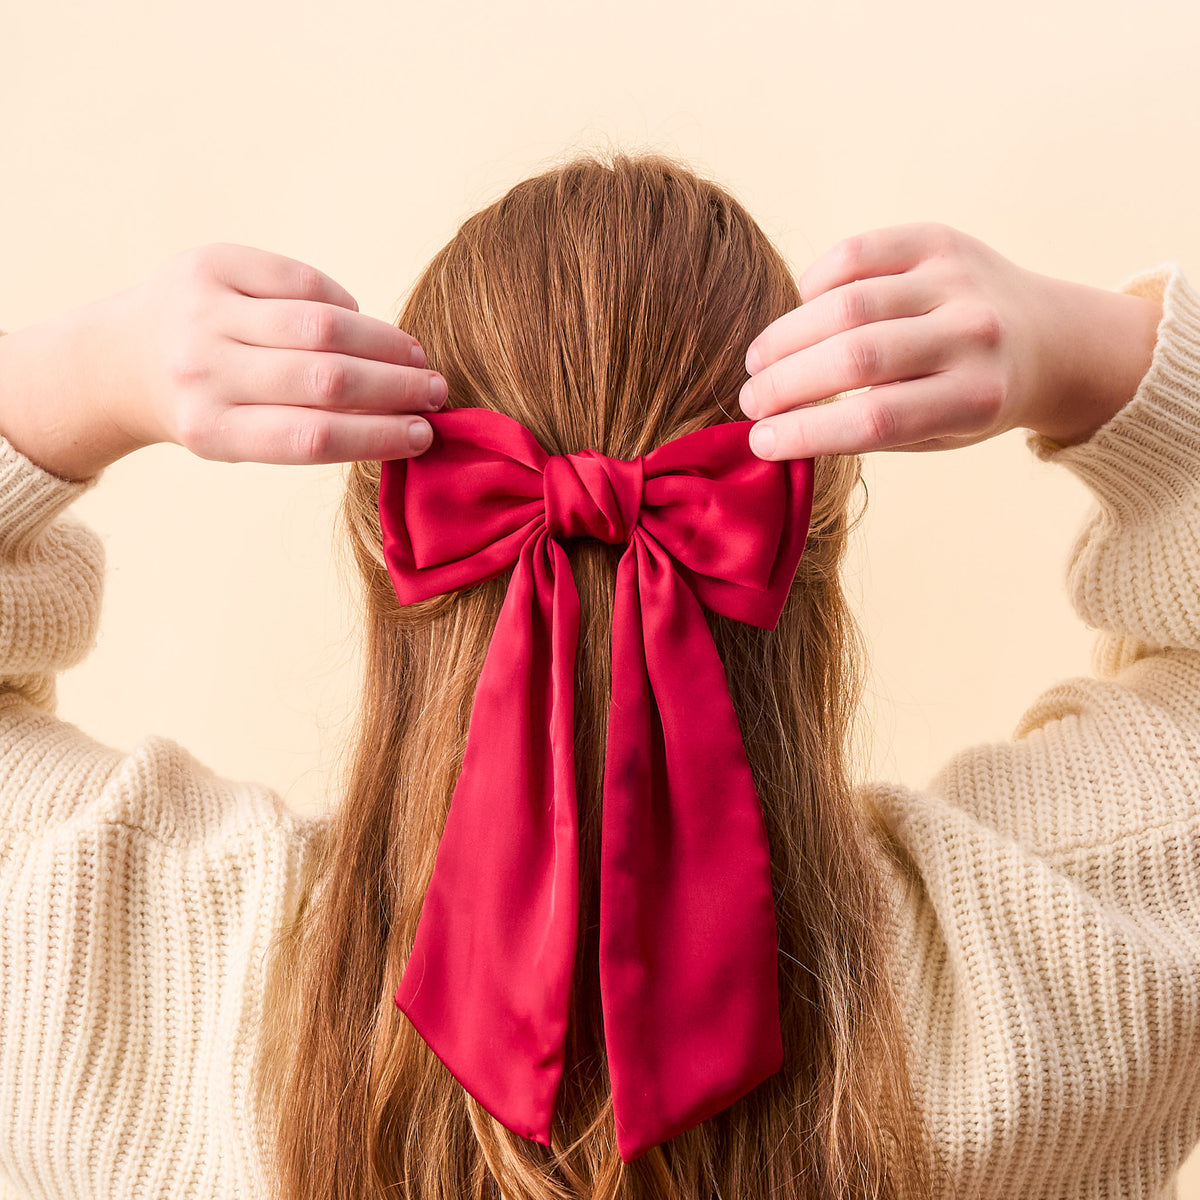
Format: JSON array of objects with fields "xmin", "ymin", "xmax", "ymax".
[
  {"xmin": 0, "ymin": 342, "xmax": 324, "ymax": 1196},
  {"xmin": 866, "ymin": 262, "xmax": 1200, "ymax": 1199},
  {"xmin": 0, "ymin": 429, "xmax": 106, "ymax": 717}
]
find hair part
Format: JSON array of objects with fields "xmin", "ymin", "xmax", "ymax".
[{"xmin": 256, "ymin": 147, "xmax": 944, "ymax": 1200}]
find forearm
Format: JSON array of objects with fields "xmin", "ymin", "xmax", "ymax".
[
  {"xmin": 0, "ymin": 291, "xmax": 147, "ymax": 482},
  {"xmin": 1028, "ymin": 274, "xmax": 1164, "ymax": 449}
]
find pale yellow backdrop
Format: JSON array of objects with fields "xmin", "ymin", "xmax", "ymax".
[{"xmin": 2, "ymin": 0, "xmax": 1198, "ymax": 1193}]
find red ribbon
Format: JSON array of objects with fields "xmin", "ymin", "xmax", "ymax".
[{"xmin": 379, "ymin": 408, "xmax": 815, "ymax": 1163}]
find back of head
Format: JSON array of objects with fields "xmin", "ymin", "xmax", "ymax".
[{"xmin": 258, "ymin": 150, "xmax": 940, "ymax": 1200}]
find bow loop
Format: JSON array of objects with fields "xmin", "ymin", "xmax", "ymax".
[
  {"xmin": 639, "ymin": 428, "xmax": 803, "ymax": 627},
  {"xmin": 543, "ymin": 450, "xmax": 644, "ymax": 545}
]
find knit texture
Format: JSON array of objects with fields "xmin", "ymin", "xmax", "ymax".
[
  {"xmin": 0, "ymin": 262, "xmax": 1197, "ymax": 1198},
  {"xmin": 866, "ymin": 260, "xmax": 1200, "ymax": 1199}
]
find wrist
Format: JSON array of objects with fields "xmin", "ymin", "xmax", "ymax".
[
  {"xmin": 0, "ymin": 293, "xmax": 152, "ymax": 482},
  {"xmin": 1027, "ymin": 276, "xmax": 1162, "ymax": 449}
]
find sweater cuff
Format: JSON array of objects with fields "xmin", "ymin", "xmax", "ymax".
[
  {"xmin": 1024, "ymin": 262, "xmax": 1200, "ymax": 519},
  {"xmin": 0, "ymin": 433, "xmax": 103, "ymax": 554}
]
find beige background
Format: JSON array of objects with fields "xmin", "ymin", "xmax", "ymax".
[{"xmin": 3, "ymin": 0, "xmax": 1198, "ymax": 1192}]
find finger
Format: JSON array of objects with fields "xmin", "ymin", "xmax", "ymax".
[
  {"xmin": 225, "ymin": 294, "xmax": 428, "ymax": 370},
  {"xmin": 199, "ymin": 404, "xmax": 434, "ymax": 465},
  {"xmin": 741, "ymin": 309, "xmax": 954, "ymax": 421},
  {"xmin": 225, "ymin": 341, "xmax": 446, "ymax": 414},
  {"xmin": 747, "ymin": 372, "xmax": 989, "ymax": 459},
  {"xmin": 795, "ymin": 222, "xmax": 958, "ymax": 304},
  {"xmin": 195, "ymin": 242, "xmax": 361, "ymax": 312},
  {"xmin": 747, "ymin": 271, "xmax": 940, "ymax": 376}
]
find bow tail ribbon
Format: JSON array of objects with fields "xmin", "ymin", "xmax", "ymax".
[
  {"xmin": 395, "ymin": 524, "xmax": 784, "ymax": 1162},
  {"xmin": 600, "ymin": 535, "xmax": 785, "ymax": 1163},
  {"xmin": 394, "ymin": 530, "xmax": 582, "ymax": 1147}
]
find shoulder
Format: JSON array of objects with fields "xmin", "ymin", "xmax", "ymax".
[
  {"xmin": 861, "ymin": 716, "xmax": 1200, "ymax": 1195},
  {"xmin": 0, "ymin": 692, "xmax": 326, "ymax": 851},
  {"xmin": 0, "ymin": 697, "xmax": 329, "ymax": 1191}
]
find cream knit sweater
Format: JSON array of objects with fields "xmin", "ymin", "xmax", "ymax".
[{"xmin": 0, "ymin": 262, "xmax": 1199, "ymax": 1200}]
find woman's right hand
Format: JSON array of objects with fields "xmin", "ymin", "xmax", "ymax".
[{"xmin": 738, "ymin": 221, "xmax": 1164, "ymax": 460}]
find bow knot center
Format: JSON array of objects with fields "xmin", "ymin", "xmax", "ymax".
[{"xmin": 543, "ymin": 450, "xmax": 644, "ymax": 545}]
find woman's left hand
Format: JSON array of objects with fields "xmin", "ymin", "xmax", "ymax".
[
  {"xmin": 110, "ymin": 242, "xmax": 447, "ymax": 466},
  {"xmin": 0, "ymin": 242, "xmax": 447, "ymax": 482}
]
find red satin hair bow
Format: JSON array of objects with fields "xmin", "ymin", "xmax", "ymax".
[{"xmin": 378, "ymin": 407, "xmax": 815, "ymax": 1163}]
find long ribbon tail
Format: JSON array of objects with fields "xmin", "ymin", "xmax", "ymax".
[
  {"xmin": 599, "ymin": 535, "xmax": 785, "ymax": 1164},
  {"xmin": 395, "ymin": 531, "xmax": 581, "ymax": 1147}
]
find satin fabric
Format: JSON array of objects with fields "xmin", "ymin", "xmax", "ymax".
[{"xmin": 378, "ymin": 407, "xmax": 815, "ymax": 1163}]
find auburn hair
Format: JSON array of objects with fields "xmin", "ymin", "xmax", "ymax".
[{"xmin": 256, "ymin": 148, "xmax": 943, "ymax": 1199}]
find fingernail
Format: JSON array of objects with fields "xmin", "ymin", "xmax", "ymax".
[
  {"xmin": 429, "ymin": 375, "xmax": 448, "ymax": 408},
  {"xmin": 739, "ymin": 381, "xmax": 758, "ymax": 419},
  {"xmin": 410, "ymin": 418, "xmax": 433, "ymax": 453},
  {"xmin": 746, "ymin": 343, "xmax": 763, "ymax": 374},
  {"xmin": 410, "ymin": 342, "xmax": 427, "ymax": 369},
  {"xmin": 749, "ymin": 423, "xmax": 776, "ymax": 458}
]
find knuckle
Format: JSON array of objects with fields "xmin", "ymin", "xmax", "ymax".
[
  {"xmin": 309, "ymin": 358, "xmax": 348, "ymax": 405},
  {"xmin": 163, "ymin": 336, "xmax": 209, "ymax": 389},
  {"xmin": 836, "ymin": 283, "xmax": 870, "ymax": 329},
  {"xmin": 836, "ymin": 234, "xmax": 866, "ymax": 277},
  {"xmin": 925, "ymin": 252, "xmax": 968, "ymax": 291},
  {"xmin": 927, "ymin": 222, "xmax": 962, "ymax": 254},
  {"xmin": 178, "ymin": 243, "xmax": 221, "ymax": 281},
  {"xmin": 296, "ymin": 417, "xmax": 332, "ymax": 462},
  {"xmin": 968, "ymin": 375, "xmax": 1006, "ymax": 425},
  {"xmin": 962, "ymin": 302, "xmax": 1002, "ymax": 349},
  {"xmin": 300, "ymin": 304, "xmax": 340, "ymax": 350},
  {"xmin": 173, "ymin": 401, "xmax": 217, "ymax": 457},
  {"xmin": 294, "ymin": 265, "xmax": 326, "ymax": 299},
  {"xmin": 860, "ymin": 397, "xmax": 898, "ymax": 446},
  {"xmin": 837, "ymin": 334, "xmax": 878, "ymax": 386},
  {"xmin": 176, "ymin": 290, "xmax": 210, "ymax": 330}
]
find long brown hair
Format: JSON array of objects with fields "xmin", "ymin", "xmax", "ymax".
[{"xmin": 256, "ymin": 149, "xmax": 942, "ymax": 1199}]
